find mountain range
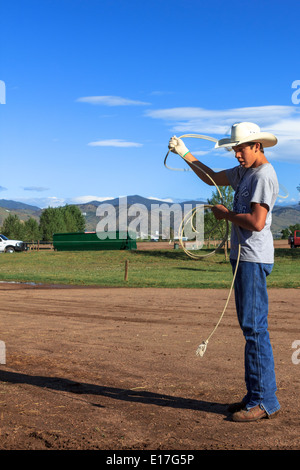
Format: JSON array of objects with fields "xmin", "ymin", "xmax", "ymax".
[{"xmin": 0, "ymin": 195, "xmax": 299, "ymax": 237}]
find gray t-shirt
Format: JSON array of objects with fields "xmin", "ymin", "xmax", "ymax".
[{"xmin": 226, "ymin": 163, "xmax": 279, "ymax": 263}]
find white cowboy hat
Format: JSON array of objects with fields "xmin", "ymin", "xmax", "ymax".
[{"xmin": 215, "ymin": 122, "xmax": 278, "ymax": 149}]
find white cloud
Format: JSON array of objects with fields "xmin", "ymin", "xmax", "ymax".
[
  {"xmin": 146, "ymin": 105, "xmax": 300, "ymax": 162},
  {"xmin": 69, "ymin": 196, "xmax": 115, "ymax": 204},
  {"xmin": 42, "ymin": 197, "xmax": 66, "ymax": 207},
  {"xmin": 16, "ymin": 195, "xmax": 116, "ymax": 209},
  {"xmin": 77, "ymin": 95, "xmax": 150, "ymax": 106},
  {"xmin": 18, "ymin": 196, "xmax": 66, "ymax": 208},
  {"xmin": 23, "ymin": 186, "xmax": 50, "ymax": 192},
  {"xmin": 146, "ymin": 105, "xmax": 295, "ymax": 127},
  {"xmin": 192, "ymin": 150, "xmax": 210, "ymax": 156},
  {"xmin": 147, "ymin": 196, "xmax": 174, "ymax": 203},
  {"xmin": 88, "ymin": 139, "xmax": 142, "ymax": 148}
]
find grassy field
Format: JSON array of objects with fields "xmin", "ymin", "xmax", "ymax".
[{"xmin": 0, "ymin": 247, "xmax": 299, "ymax": 288}]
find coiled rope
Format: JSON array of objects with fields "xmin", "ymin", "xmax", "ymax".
[{"xmin": 164, "ymin": 134, "xmax": 241, "ymax": 357}]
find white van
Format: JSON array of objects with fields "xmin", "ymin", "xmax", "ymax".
[{"xmin": 0, "ymin": 234, "xmax": 27, "ymax": 253}]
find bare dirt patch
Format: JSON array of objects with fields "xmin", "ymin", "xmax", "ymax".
[
  {"xmin": 137, "ymin": 239, "xmax": 290, "ymax": 251},
  {"xmin": 0, "ymin": 283, "xmax": 299, "ymax": 450}
]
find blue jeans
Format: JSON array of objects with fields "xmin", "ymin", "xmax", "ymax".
[{"xmin": 230, "ymin": 260, "xmax": 280, "ymax": 416}]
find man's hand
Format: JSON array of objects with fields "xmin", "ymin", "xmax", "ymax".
[
  {"xmin": 212, "ymin": 202, "xmax": 268, "ymax": 232},
  {"xmin": 211, "ymin": 204, "xmax": 229, "ymax": 220},
  {"xmin": 168, "ymin": 136, "xmax": 189, "ymax": 157}
]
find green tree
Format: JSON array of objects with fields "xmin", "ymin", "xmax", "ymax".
[
  {"xmin": 62, "ymin": 205, "xmax": 85, "ymax": 232},
  {"xmin": 39, "ymin": 205, "xmax": 86, "ymax": 241},
  {"xmin": 205, "ymin": 186, "xmax": 234, "ymax": 238},
  {"xmin": 39, "ymin": 207, "xmax": 66, "ymax": 241},
  {"xmin": 1, "ymin": 214, "xmax": 24, "ymax": 239},
  {"xmin": 23, "ymin": 217, "xmax": 41, "ymax": 241},
  {"xmin": 281, "ymin": 223, "xmax": 300, "ymax": 239}
]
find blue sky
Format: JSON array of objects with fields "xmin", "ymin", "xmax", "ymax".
[{"xmin": 0, "ymin": 0, "xmax": 300, "ymax": 208}]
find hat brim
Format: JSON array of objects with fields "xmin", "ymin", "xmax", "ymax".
[{"xmin": 215, "ymin": 132, "xmax": 277, "ymax": 149}]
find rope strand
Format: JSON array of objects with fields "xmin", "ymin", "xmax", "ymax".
[{"xmin": 164, "ymin": 134, "xmax": 241, "ymax": 357}]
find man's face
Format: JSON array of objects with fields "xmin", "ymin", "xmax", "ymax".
[{"xmin": 233, "ymin": 142, "xmax": 260, "ymax": 168}]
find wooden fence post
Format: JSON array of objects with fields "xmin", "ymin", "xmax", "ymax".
[{"xmin": 124, "ymin": 260, "xmax": 129, "ymax": 281}]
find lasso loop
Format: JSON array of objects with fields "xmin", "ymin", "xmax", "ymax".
[
  {"xmin": 165, "ymin": 134, "xmax": 229, "ymax": 259},
  {"xmin": 164, "ymin": 134, "xmax": 241, "ymax": 357}
]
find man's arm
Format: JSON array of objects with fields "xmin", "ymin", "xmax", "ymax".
[
  {"xmin": 211, "ymin": 202, "xmax": 269, "ymax": 232},
  {"xmin": 184, "ymin": 152, "xmax": 230, "ymax": 187},
  {"xmin": 168, "ymin": 137, "xmax": 230, "ymax": 186}
]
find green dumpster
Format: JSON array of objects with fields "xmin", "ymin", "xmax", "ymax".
[{"xmin": 53, "ymin": 231, "xmax": 137, "ymax": 251}]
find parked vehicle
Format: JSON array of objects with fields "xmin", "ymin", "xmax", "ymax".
[
  {"xmin": 288, "ymin": 230, "xmax": 300, "ymax": 248},
  {"xmin": 0, "ymin": 234, "xmax": 27, "ymax": 253}
]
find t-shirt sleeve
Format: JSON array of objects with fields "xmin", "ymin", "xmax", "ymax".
[
  {"xmin": 250, "ymin": 175, "xmax": 276, "ymax": 211},
  {"xmin": 226, "ymin": 166, "xmax": 247, "ymax": 190}
]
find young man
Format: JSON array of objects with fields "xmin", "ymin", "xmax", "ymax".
[{"xmin": 169, "ymin": 122, "xmax": 281, "ymax": 422}]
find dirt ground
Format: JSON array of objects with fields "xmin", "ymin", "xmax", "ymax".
[{"xmin": 0, "ymin": 281, "xmax": 299, "ymax": 452}]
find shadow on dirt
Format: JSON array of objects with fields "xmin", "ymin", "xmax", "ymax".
[
  {"xmin": 0, "ymin": 369, "xmax": 230, "ymax": 418},
  {"xmin": 132, "ymin": 249, "xmax": 224, "ymax": 261}
]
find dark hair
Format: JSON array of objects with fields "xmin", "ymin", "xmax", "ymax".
[{"xmin": 249, "ymin": 142, "xmax": 264, "ymax": 153}]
